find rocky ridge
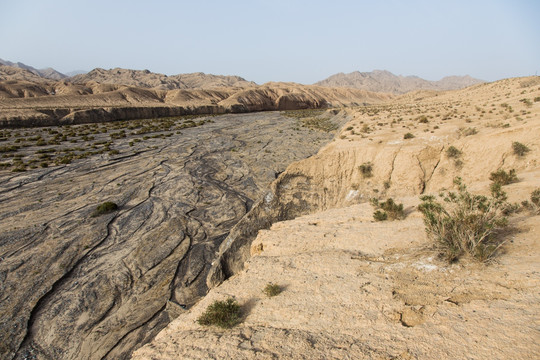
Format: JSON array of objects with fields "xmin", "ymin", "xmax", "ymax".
[
  {"xmin": 0, "ymin": 80, "xmax": 393, "ymax": 127},
  {"xmin": 69, "ymin": 68, "xmax": 257, "ymax": 90},
  {"xmin": 315, "ymin": 69, "xmax": 484, "ymax": 94},
  {"xmin": 0, "ymin": 59, "xmax": 67, "ymax": 80}
]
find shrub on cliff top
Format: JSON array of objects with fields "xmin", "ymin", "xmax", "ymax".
[
  {"xmin": 197, "ymin": 298, "xmax": 241, "ymax": 329},
  {"xmin": 418, "ymin": 177, "xmax": 509, "ymax": 262},
  {"xmin": 263, "ymin": 283, "xmax": 282, "ymax": 297}
]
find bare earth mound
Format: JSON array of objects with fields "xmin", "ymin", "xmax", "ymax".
[{"xmin": 134, "ymin": 76, "xmax": 540, "ymax": 359}]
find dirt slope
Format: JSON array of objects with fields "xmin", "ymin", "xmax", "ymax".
[{"xmin": 134, "ymin": 76, "xmax": 540, "ymax": 359}]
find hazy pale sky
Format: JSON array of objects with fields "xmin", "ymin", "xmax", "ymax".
[{"xmin": 0, "ymin": 0, "xmax": 538, "ymax": 84}]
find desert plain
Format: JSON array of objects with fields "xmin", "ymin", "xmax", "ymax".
[{"xmin": 0, "ymin": 66, "xmax": 539, "ymax": 360}]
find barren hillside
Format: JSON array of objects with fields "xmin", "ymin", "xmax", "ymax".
[
  {"xmin": 0, "ymin": 80, "xmax": 393, "ymax": 127},
  {"xmin": 0, "ymin": 59, "xmax": 66, "ymax": 80},
  {"xmin": 315, "ymin": 70, "xmax": 484, "ymax": 94},
  {"xmin": 134, "ymin": 76, "xmax": 540, "ymax": 359},
  {"xmin": 69, "ymin": 68, "xmax": 256, "ymax": 90}
]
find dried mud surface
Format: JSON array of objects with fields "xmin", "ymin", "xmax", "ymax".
[{"xmin": 0, "ymin": 111, "xmax": 338, "ymax": 360}]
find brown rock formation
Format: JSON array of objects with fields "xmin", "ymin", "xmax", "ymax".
[{"xmin": 315, "ymin": 69, "xmax": 484, "ymax": 94}]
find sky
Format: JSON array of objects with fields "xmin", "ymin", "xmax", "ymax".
[{"xmin": 0, "ymin": 0, "xmax": 538, "ymax": 84}]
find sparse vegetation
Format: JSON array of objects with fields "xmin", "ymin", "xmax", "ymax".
[
  {"xmin": 489, "ymin": 169, "xmax": 518, "ymax": 186},
  {"xmin": 197, "ymin": 298, "xmax": 241, "ymax": 329},
  {"xmin": 446, "ymin": 146, "xmax": 462, "ymax": 158},
  {"xmin": 418, "ymin": 178, "xmax": 509, "ymax": 262},
  {"xmin": 263, "ymin": 283, "xmax": 281, "ymax": 297},
  {"xmin": 531, "ymin": 189, "xmax": 540, "ymax": 207},
  {"xmin": 519, "ymin": 98, "xmax": 532, "ymax": 107},
  {"xmin": 458, "ymin": 127, "xmax": 478, "ymax": 137},
  {"xmin": 522, "ymin": 188, "xmax": 540, "ymax": 214},
  {"xmin": 92, "ymin": 201, "xmax": 119, "ymax": 217},
  {"xmin": 512, "ymin": 142, "xmax": 530, "ymax": 157},
  {"xmin": 403, "ymin": 132, "xmax": 414, "ymax": 139},
  {"xmin": 417, "ymin": 115, "xmax": 429, "ymax": 123},
  {"xmin": 371, "ymin": 198, "xmax": 404, "ymax": 221},
  {"xmin": 359, "ymin": 162, "xmax": 373, "ymax": 178},
  {"xmin": 0, "ymin": 115, "xmax": 212, "ymax": 173}
]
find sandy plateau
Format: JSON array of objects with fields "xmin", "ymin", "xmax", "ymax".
[{"xmin": 134, "ymin": 77, "xmax": 540, "ymax": 359}]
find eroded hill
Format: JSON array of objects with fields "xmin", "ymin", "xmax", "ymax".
[{"xmin": 315, "ymin": 69, "xmax": 484, "ymax": 94}]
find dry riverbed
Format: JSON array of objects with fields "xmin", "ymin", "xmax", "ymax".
[{"xmin": 0, "ymin": 110, "xmax": 341, "ymax": 360}]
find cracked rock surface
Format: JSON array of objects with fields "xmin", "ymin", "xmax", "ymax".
[{"xmin": 0, "ymin": 111, "xmax": 337, "ymax": 360}]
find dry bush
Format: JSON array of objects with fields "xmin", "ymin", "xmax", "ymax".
[
  {"xmin": 92, "ymin": 201, "xmax": 118, "ymax": 217},
  {"xmin": 489, "ymin": 169, "xmax": 518, "ymax": 186},
  {"xmin": 512, "ymin": 141, "xmax": 530, "ymax": 157},
  {"xmin": 197, "ymin": 298, "xmax": 241, "ymax": 328},
  {"xmin": 371, "ymin": 198, "xmax": 404, "ymax": 221},
  {"xmin": 263, "ymin": 283, "xmax": 281, "ymax": 297},
  {"xmin": 359, "ymin": 162, "xmax": 373, "ymax": 178},
  {"xmin": 418, "ymin": 178, "xmax": 509, "ymax": 262}
]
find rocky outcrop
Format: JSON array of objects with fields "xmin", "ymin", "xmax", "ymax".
[{"xmin": 69, "ymin": 68, "xmax": 256, "ymax": 90}]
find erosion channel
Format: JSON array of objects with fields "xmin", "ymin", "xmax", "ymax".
[{"xmin": 0, "ymin": 111, "xmax": 339, "ymax": 359}]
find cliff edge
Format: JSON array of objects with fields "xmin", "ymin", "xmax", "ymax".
[{"xmin": 133, "ymin": 76, "xmax": 540, "ymax": 359}]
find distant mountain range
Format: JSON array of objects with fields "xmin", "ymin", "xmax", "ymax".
[
  {"xmin": 0, "ymin": 58, "xmax": 484, "ymax": 93},
  {"xmin": 0, "ymin": 58, "xmax": 68, "ymax": 80},
  {"xmin": 69, "ymin": 67, "xmax": 256, "ymax": 90},
  {"xmin": 315, "ymin": 70, "xmax": 484, "ymax": 94}
]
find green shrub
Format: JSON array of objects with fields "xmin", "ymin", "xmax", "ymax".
[
  {"xmin": 359, "ymin": 162, "xmax": 373, "ymax": 178},
  {"xmin": 459, "ymin": 127, "xmax": 478, "ymax": 136},
  {"xmin": 418, "ymin": 178, "xmax": 509, "ymax": 262},
  {"xmin": 519, "ymin": 98, "xmax": 532, "ymax": 107},
  {"xmin": 512, "ymin": 142, "xmax": 530, "ymax": 157},
  {"xmin": 531, "ymin": 188, "xmax": 540, "ymax": 207},
  {"xmin": 263, "ymin": 283, "xmax": 281, "ymax": 297},
  {"xmin": 92, "ymin": 201, "xmax": 118, "ymax": 217},
  {"xmin": 197, "ymin": 298, "xmax": 241, "ymax": 328},
  {"xmin": 0, "ymin": 145, "xmax": 19, "ymax": 153},
  {"xmin": 489, "ymin": 169, "xmax": 518, "ymax": 186},
  {"xmin": 523, "ymin": 188, "xmax": 540, "ymax": 214},
  {"xmin": 446, "ymin": 146, "xmax": 462, "ymax": 158},
  {"xmin": 417, "ymin": 115, "xmax": 429, "ymax": 123},
  {"xmin": 373, "ymin": 210, "xmax": 388, "ymax": 221},
  {"xmin": 403, "ymin": 132, "xmax": 415, "ymax": 139},
  {"xmin": 371, "ymin": 198, "xmax": 404, "ymax": 221}
]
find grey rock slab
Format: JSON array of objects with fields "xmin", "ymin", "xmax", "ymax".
[{"xmin": 0, "ymin": 112, "xmax": 336, "ymax": 359}]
